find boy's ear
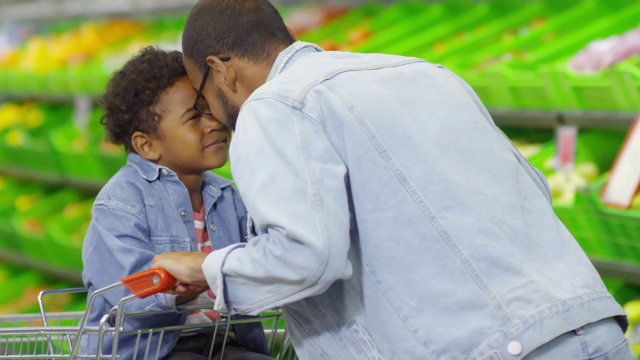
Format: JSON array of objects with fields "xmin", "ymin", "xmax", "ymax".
[
  {"xmin": 131, "ymin": 131, "xmax": 160, "ymax": 162},
  {"xmin": 206, "ymin": 55, "xmax": 237, "ymax": 92}
]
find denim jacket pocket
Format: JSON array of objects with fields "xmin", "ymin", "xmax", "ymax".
[
  {"xmin": 149, "ymin": 236, "xmax": 190, "ymax": 253},
  {"xmin": 347, "ymin": 321, "xmax": 383, "ymax": 360}
]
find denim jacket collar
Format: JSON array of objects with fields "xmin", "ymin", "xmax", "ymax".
[
  {"xmin": 126, "ymin": 152, "xmax": 234, "ymax": 194},
  {"xmin": 267, "ymin": 41, "xmax": 323, "ymax": 81}
]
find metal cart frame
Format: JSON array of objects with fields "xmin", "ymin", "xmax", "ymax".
[{"xmin": 0, "ymin": 269, "xmax": 296, "ymax": 360}]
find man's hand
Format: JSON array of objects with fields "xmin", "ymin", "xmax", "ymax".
[
  {"xmin": 173, "ymin": 283, "xmax": 210, "ymax": 305},
  {"xmin": 152, "ymin": 252, "xmax": 209, "ymax": 287}
]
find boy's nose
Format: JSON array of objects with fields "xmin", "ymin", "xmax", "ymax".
[{"xmin": 204, "ymin": 115, "xmax": 224, "ymax": 132}]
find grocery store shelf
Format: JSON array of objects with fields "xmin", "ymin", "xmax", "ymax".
[
  {"xmin": 0, "ymin": 249, "xmax": 82, "ymax": 283},
  {"xmin": 490, "ymin": 109, "xmax": 637, "ymax": 130},
  {"xmin": 0, "ymin": 0, "xmax": 362, "ymax": 22},
  {"xmin": 592, "ymin": 259, "xmax": 640, "ymax": 287},
  {"xmin": 0, "ymin": 0, "xmax": 198, "ymax": 22},
  {"xmin": 0, "ymin": 167, "xmax": 105, "ymax": 193}
]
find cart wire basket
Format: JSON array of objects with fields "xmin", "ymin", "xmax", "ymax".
[{"xmin": 0, "ymin": 268, "xmax": 296, "ymax": 360}]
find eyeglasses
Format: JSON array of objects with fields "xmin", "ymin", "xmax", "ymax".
[{"xmin": 192, "ymin": 55, "xmax": 231, "ymax": 115}]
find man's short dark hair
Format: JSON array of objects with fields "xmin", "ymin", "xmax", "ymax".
[
  {"xmin": 182, "ymin": 0, "xmax": 294, "ymax": 72},
  {"xmin": 100, "ymin": 46, "xmax": 187, "ymax": 153}
]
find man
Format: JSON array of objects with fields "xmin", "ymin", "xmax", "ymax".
[{"xmin": 153, "ymin": 1, "xmax": 630, "ymax": 358}]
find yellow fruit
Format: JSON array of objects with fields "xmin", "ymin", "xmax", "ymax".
[
  {"xmin": 15, "ymin": 194, "xmax": 37, "ymax": 212},
  {"xmin": 631, "ymin": 192, "xmax": 640, "ymax": 210},
  {"xmin": 625, "ymin": 300, "xmax": 640, "ymax": 324},
  {"xmin": 515, "ymin": 142, "xmax": 543, "ymax": 159},
  {"xmin": 23, "ymin": 105, "xmax": 45, "ymax": 129},
  {"xmin": 0, "ymin": 103, "xmax": 22, "ymax": 130},
  {"xmin": 574, "ymin": 162, "xmax": 599, "ymax": 183},
  {"xmin": 5, "ymin": 129, "xmax": 27, "ymax": 147},
  {"xmin": 0, "ymin": 48, "xmax": 19, "ymax": 67}
]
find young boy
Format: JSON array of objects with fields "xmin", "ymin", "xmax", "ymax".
[{"xmin": 81, "ymin": 46, "xmax": 270, "ymax": 359}]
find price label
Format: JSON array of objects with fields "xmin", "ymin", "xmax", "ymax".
[
  {"xmin": 600, "ymin": 114, "xmax": 640, "ymax": 208},
  {"xmin": 72, "ymin": 95, "xmax": 93, "ymax": 130},
  {"xmin": 554, "ymin": 125, "xmax": 578, "ymax": 174}
]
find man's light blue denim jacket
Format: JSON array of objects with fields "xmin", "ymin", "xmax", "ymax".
[
  {"xmin": 203, "ymin": 42, "xmax": 627, "ymax": 359},
  {"xmin": 81, "ymin": 153, "xmax": 267, "ymax": 359}
]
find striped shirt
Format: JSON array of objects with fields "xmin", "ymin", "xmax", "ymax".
[{"xmin": 185, "ymin": 204, "xmax": 219, "ymax": 325}]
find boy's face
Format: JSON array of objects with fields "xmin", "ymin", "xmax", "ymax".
[
  {"xmin": 153, "ymin": 76, "xmax": 231, "ymax": 176},
  {"xmin": 183, "ymin": 57, "xmax": 241, "ymax": 131}
]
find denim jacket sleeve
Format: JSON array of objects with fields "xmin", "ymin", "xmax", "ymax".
[{"xmin": 203, "ymin": 98, "xmax": 354, "ymax": 315}]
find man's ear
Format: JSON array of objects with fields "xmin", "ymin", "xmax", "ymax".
[
  {"xmin": 206, "ymin": 55, "xmax": 237, "ymax": 92},
  {"xmin": 131, "ymin": 131, "xmax": 160, "ymax": 162}
]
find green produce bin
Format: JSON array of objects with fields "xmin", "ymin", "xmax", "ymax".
[
  {"xmin": 450, "ymin": 0, "xmax": 640, "ymax": 110},
  {"xmin": 0, "ymin": 268, "xmax": 46, "ymax": 315},
  {"xmin": 526, "ymin": 130, "xmax": 626, "ymax": 259},
  {"xmin": 590, "ymin": 174, "xmax": 640, "ymax": 265},
  {"xmin": 87, "ymin": 107, "xmax": 127, "ymax": 178},
  {"xmin": 45, "ymin": 197, "xmax": 94, "ymax": 271},
  {"xmin": 485, "ymin": 63, "xmax": 563, "ymax": 110},
  {"xmin": 552, "ymin": 189, "xmax": 610, "ymax": 260},
  {"xmin": 297, "ymin": 3, "xmax": 382, "ymax": 46},
  {"xmin": 0, "ymin": 179, "xmax": 46, "ymax": 253},
  {"xmin": 348, "ymin": 2, "xmax": 438, "ymax": 54},
  {"xmin": 50, "ymin": 122, "xmax": 110, "ymax": 181},
  {"xmin": 552, "ymin": 60, "xmax": 633, "ymax": 111},
  {"xmin": 12, "ymin": 188, "xmax": 83, "ymax": 267},
  {"xmin": 381, "ymin": 1, "xmax": 495, "ymax": 57},
  {"xmin": 96, "ymin": 147, "xmax": 127, "ymax": 178},
  {"xmin": 454, "ymin": 66, "xmax": 499, "ymax": 108},
  {"xmin": 418, "ymin": 1, "xmax": 573, "ymax": 65},
  {"xmin": 527, "ymin": 130, "xmax": 626, "ymax": 175},
  {"xmin": 14, "ymin": 138, "xmax": 64, "ymax": 177},
  {"xmin": 0, "ymin": 69, "xmax": 10, "ymax": 94},
  {"xmin": 452, "ymin": 0, "xmax": 607, "ymax": 69},
  {"xmin": 6, "ymin": 68, "xmax": 41, "ymax": 97},
  {"xmin": 67, "ymin": 63, "xmax": 92, "ymax": 94},
  {"xmin": 46, "ymin": 68, "xmax": 73, "ymax": 96},
  {"xmin": 0, "ymin": 104, "xmax": 70, "ymax": 177},
  {"xmin": 602, "ymin": 277, "xmax": 640, "ymax": 306},
  {"xmin": 615, "ymin": 56, "xmax": 640, "ymax": 109},
  {"xmin": 504, "ymin": 0, "xmax": 640, "ymax": 110}
]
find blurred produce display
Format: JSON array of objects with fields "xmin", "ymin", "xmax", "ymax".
[
  {"xmin": 569, "ymin": 24, "xmax": 640, "ymax": 74},
  {"xmin": 0, "ymin": 262, "xmax": 85, "ymax": 315},
  {"xmin": 0, "ymin": 0, "xmax": 637, "ymax": 111}
]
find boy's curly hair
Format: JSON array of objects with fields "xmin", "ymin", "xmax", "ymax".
[{"xmin": 100, "ymin": 46, "xmax": 187, "ymax": 153}]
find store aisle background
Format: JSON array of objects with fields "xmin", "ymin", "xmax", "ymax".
[{"xmin": 1, "ymin": 0, "xmax": 640, "ymax": 356}]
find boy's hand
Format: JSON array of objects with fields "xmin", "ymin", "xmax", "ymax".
[
  {"xmin": 152, "ymin": 251, "xmax": 209, "ymax": 287},
  {"xmin": 174, "ymin": 283, "xmax": 210, "ymax": 305}
]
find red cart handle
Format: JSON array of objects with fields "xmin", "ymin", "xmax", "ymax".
[{"xmin": 121, "ymin": 268, "xmax": 177, "ymax": 299}]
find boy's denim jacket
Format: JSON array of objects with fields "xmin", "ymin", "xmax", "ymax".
[
  {"xmin": 202, "ymin": 42, "xmax": 627, "ymax": 359},
  {"xmin": 81, "ymin": 153, "xmax": 267, "ymax": 359}
]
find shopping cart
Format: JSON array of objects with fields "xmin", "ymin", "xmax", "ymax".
[{"xmin": 0, "ymin": 268, "xmax": 296, "ymax": 359}]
